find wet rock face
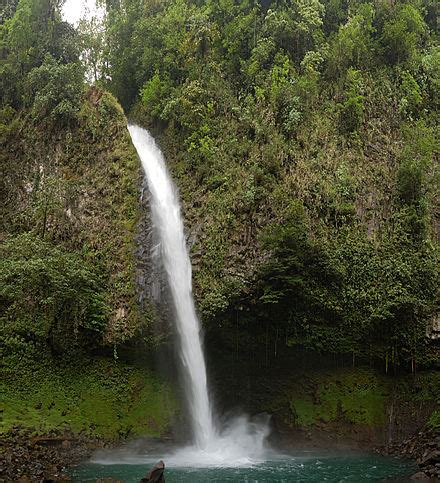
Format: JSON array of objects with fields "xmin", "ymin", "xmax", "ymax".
[
  {"xmin": 136, "ymin": 181, "xmax": 161, "ymax": 308},
  {"xmin": 0, "ymin": 429, "xmax": 105, "ymax": 481},
  {"xmin": 135, "ymin": 179, "xmax": 172, "ymax": 334}
]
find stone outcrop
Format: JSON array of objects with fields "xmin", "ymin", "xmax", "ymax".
[{"xmin": 382, "ymin": 429, "xmax": 440, "ymax": 480}]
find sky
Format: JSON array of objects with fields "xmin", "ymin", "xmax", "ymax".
[{"xmin": 62, "ymin": 0, "xmax": 104, "ymax": 25}]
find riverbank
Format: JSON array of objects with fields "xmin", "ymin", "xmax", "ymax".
[
  {"xmin": 0, "ymin": 428, "xmax": 105, "ymax": 481},
  {"xmin": 2, "ymin": 363, "xmax": 438, "ymax": 480},
  {"xmin": 2, "ymin": 425, "xmax": 438, "ymax": 481},
  {"xmin": 380, "ymin": 428, "xmax": 440, "ymax": 480},
  {"xmin": 1, "ymin": 356, "xmax": 177, "ymax": 480}
]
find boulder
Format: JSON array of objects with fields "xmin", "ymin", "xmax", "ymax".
[
  {"xmin": 410, "ymin": 471, "xmax": 430, "ymax": 480},
  {"xmin": 140, "ymin": 460, "xmax": 165, "ymax": 482}
]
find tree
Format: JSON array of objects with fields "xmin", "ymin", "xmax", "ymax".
[
  {"xmin": 1, "ymin": 234, "xmax": 110, "ymax": 354},
  {"xmin": 78, "ymin": 14, "xmax": 106, "ymax": 83},
  {"xmin": 26, "ymin": 54, "xmax": 84, "ymax": 126},
  {"xmin": 326, "ymin": 3, "xmax": 376, "ymax": 78},
  {"xmin": 380, "ymin": 3, "xmax": 426, "ymax": 65},
  {"xmin": 1, "ymin": 0, "xmax": 80, "ymax": 107}
]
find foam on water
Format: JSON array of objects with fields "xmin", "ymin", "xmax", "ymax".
[{"xmin": 167, "ymin": 415, "xmax": 272, "ymax": 467}]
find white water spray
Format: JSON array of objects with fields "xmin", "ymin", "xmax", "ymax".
[{"xmin": 128, "ymin": 124, "xmax": 269, "ymax": 465}]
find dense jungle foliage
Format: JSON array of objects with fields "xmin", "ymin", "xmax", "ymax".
[
  {"xmin": 0, "ymin": 0, "xmax": 439, "ymax": 438},
  {"xmin": 1, "ymin": 0, "xmax": 148, "ymax": 352},
  {"xmin": 2, "ymin": 0, "xmax": 439, "ymax": 368},
  {"xmin": 98, "ymin": 0, "xmax": 439, "ymax": 370},
  {"xmin": 1, "ymin": 0, "xmax": 179, "ymax": 437}
]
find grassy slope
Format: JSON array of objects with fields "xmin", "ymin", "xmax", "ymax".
[{"xmin": 1, "ymin": 356, "xmax": 176, "ymax": 439}]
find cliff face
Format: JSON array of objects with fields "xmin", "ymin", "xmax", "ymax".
[
  {"xmin": 145, "ymin": 82, "xmax": 439, "ymax": 371},
  {"xmin": 1, "ymin": 87, "xmax": 177, "ymax": 438},
  {"xmin": 122, "ymin": 0, "xmax": 439, "ymax": 441},
  {"xmin": 134, "ymin": 101, "xmax": 439, "ymax": 447},
  {"xmin": 2, "ymin": 87, "xmax": 144, "ymax": 345},
  {"xmin": 110, "ymin": 0, "xmax": 439, "ymax": 373}
]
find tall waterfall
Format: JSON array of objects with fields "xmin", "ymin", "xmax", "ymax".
[
  {"xmin": 128, "ymin": 125, "xmax": 216, "ymax": 448},
  {"xmin": 128, "ymin": 124, "xmax": 269, "ymax": 465}
]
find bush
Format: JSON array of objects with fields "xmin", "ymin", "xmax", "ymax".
[
  {"xmin": 397, "ymin": 160, "xmax": 423, "ymax": 206},
  {"xmin": 339, "ymin": 95, "xmax": 364, "ymax": 133},
  {"xmin": 398, "ymin": 71, "xmax": 422, "ymax": 118},
  {"xmin": 0, "ymin": 233, "xmax": 110, "ymax": 355},
  {"xmin": 339, "ymin": 69, "xmax": 365, "ymax": 133},
  {"xmin": 380, "ymin": 4, "xmax": 426, "ymax": 65},
  {"xmin": 26, "ymin": 54, "xmax": 84, "ymax": 126}
]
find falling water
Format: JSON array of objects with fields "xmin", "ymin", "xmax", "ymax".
[
  {"xmin": 128, "ymin": 124, "xmax": 269, "ymax": 464},
  {"xmin": 128, "ymin": 124, "xmax": 215, "ymax": 448}
]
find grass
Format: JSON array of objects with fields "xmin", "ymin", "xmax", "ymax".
[{"xmin": 1, "ymin": 355, "xmax": 177, "ymax": 439}]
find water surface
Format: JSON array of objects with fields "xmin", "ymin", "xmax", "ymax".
[{"xmin": 70, "ymin": 452, "xmax": 416, "ymax": 482}]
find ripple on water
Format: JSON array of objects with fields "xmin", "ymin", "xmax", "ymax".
[{"xmin": 69, "ymin": 453, "xmax": 416, "ymax": 482}]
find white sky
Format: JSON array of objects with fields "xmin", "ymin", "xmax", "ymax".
[{"xmin": 62, "ymin": 0, "xmax": 104, "ymax": 25}]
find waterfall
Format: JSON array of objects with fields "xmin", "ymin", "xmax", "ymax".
[
  {"xmin": 128, "ymin": 124, "xmax": 269, "ymax": 465},
  {"xmin": 128, "ymin": 125, "xmax": 215, "ymax": 448}
]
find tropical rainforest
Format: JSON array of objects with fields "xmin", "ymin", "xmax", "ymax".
[{"xmin": 1, "ymin": 0, "xmax": 439, "ymax": 468}]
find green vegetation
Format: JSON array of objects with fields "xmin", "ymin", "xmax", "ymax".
[
  {"xmin": 268, "ymin": 368, "xmax": 439, "ymax": 430},
  {"xmin": 1, "ymin": 355, "xmax": 176, "ymax": 439},
  {"xmin": 1, "ymin": 83, "xmax": 148, "ymax": 346},
  {"xmin": 288, "ymin": 369, "xmax": 389, "ymax": 427},
  {"xmin": 1, "ymin": 0, "xmax": 172, "ymax": 438},
  {"xmin": 1, "ymin": 234, "xmax": 109, "ymax": 354},
  {"xmin": 1, "ymin": 0, "xmax": 438, "ymax": 441},
  {"xmin": 101, "ymin": 0, "xmax": 439, "ymax": 370}
]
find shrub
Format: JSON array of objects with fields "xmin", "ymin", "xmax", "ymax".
[
  {"xmin": 398, "ymin": 71, "xmax": 422, "ymax": 118},
  {"xmin": 339, "ymin": 95, "xmax": 364, "ymax": 133},
  {"xmin": 26, "ymin": 54, "xmax": 84, "ymax": 126},
  {"xmin": 380, "ymin": 4, "xmax": 426, "ymax": 65},
  {"xmin": 339, "ymin": 69, "xmax": 365, "ymax": 133},
  {"xmin": 0, "ymin": 233, "xmax": 110, "ymax": 355}
]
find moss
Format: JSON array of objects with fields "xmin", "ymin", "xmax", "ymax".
[
  {"xmin": 1, "ymin": 356, "xmax": 176, "ymax": 439},
  {"xmin": 280, "ymin": 368, "xmax": 440, "ymax": 430},
  {"xmin": 288, "ymin": 369, "xmax": 389, "ymax": 428}
]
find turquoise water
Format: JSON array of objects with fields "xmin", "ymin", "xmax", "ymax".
[{"xmin": 69, "ymin": 453, "xmax": 416, "ymax": 482}]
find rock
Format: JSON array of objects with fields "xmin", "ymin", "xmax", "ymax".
[
  {"xmin": 410, "ymin": 471, "xmax": 430, "ymax": 480},
  {"xmin": 61, "ymin": 440, "xmax": 71, "ymax": 449},
  {"xmin": 0, "ymin": 429, "xmax": 105, "ymax": 480},
  {"xmin": 141, "ymin": 460, "xmax": 165, "ymax": 482},
  {"xmin": 418, "ymin": 450, "xmax": 440, "ymax": 466}
]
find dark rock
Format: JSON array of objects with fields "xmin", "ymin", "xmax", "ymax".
[
  {"xmin": 61, "ymin": 440, "xmax": 71, "ymax": 450},
  {"xmin": 378, "ymin": 427, "xmax": 440, "ymax": 481},
  {"xmin": 410, "ymin": 471, "xmax": 430, "ymax": 480},
  {"xmin": 141, "ymin": 460, "xmax": 165, "ymax": 482},
  {"xmin": 418, "ymin": 450, "xmax": 440, "ymax": 466},
  {"xmin": 0, "ymin": 429, "xmax": 105, "ymax": 481}
]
